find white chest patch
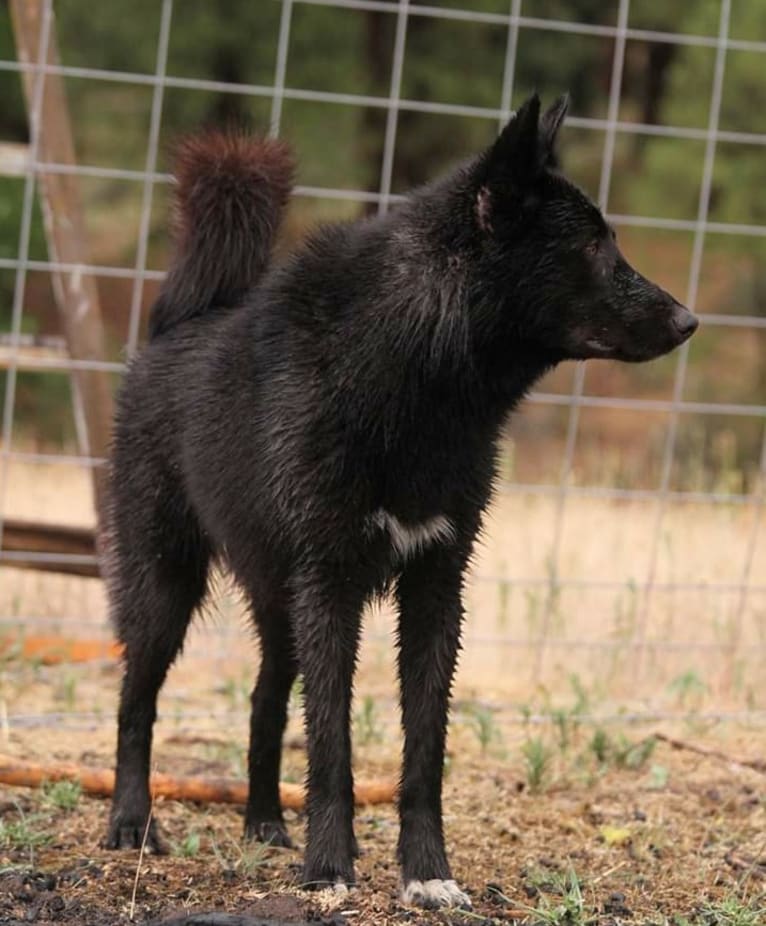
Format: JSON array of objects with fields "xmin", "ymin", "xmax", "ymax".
[{"xmin": 368, "ymin": 509, "xmax": 455, "ymax": 561}]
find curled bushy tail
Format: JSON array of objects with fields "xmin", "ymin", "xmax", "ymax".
[{"xmin": 149, "ymin": 131, "xmax": 294, "ymax": 339}]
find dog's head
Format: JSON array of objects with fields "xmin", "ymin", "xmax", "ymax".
[{"xmin": 469, "ymin": 93, "xmax": 697, "ymax": 363}]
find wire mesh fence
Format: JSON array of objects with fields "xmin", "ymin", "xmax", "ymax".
[{"xmin": 0, "ymin": 0, "xmax": 765, "ymax": 727}]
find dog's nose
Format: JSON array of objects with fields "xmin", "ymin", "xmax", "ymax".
[{"xmin": 671, "ymin": 304, "xmax": 699, "ymax": 339}]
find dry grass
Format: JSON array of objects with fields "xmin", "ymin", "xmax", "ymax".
[{"xmin": 2, "ymin": 457, "xmax": 765, "ymax": 710}]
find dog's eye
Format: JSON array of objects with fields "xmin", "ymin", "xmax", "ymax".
[{"xmin": 585, "ymin": 241, "xmax": 600, "ymax": 257}]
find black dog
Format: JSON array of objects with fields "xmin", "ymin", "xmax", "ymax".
[{"xmin": 104, "ymin": 94, "xmax": 697, "ymax": 908}]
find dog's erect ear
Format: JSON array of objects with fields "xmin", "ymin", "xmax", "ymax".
[
  {"xmin": 475, "ymin": 93, "xmax": 542, "ymax": 232},
  {"xmin": 484, "ymin": 93, "xmax": 542, "ymax": 187},
  {"xmin": 539, "ymin": 94, "xmax": 569, "ymax": 168}
]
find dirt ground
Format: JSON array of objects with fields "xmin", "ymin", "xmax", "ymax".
[{"xmin": 1, "ymin": 666, "xmax": 765, "ymax": 926}]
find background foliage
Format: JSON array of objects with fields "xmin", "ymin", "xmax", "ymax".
[{"xmin": 0, "ymin": 0, "xmax": 764, "ymax": 489}]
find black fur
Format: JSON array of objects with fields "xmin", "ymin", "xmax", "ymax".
[{"xmin": 103, "ymin": 95, "xmax": 697, "ymax": 905}]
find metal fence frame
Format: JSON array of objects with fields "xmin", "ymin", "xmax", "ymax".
[{"xmin": 1, "ymin": 0, "xmax": 765, "ymax": 700}]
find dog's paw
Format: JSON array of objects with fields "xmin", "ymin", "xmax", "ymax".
[
  {"xmin": 302, "ymin": 876, "xmax": 354, "ymax": 894},
  {"xmin": 302, "ymin": 861, "xmax": 355, "ymax": 893},
  {"xmin": 401, "ymin": 879, "xmax": 472, "ymax": 910},
  {"xmin": 104, "ymin": 815, "xmax": 167, "ymax": 854},
  {"xmin": 244, "ymin": 819, "xmax": 294, "ymax": 849}
]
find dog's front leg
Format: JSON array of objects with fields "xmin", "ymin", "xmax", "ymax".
[
  {"xmin": 292, "ymin": 570, "xmax": 364, "ymax": 891},
  {"xmin": 395, "ymin": 547, "xmax": 472, "ymax": 910}
]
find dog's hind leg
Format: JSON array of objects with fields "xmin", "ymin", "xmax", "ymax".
[
  {"xmin": 395, "ymin": 547, "xmax": 472, "ymax": 910},
  {"xmin": 291, "ymin": 568, "xmax": 365, "ymax": 890},
  {"xmin": 104, "ymin": 477, "xmax": 210, "ymax": 854},
  {"xmin": 243, "ymin": 583, "xmax": 299, "ymax": 848}
]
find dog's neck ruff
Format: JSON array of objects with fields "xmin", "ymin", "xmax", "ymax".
[{"xmin": 368, "ymin": 509, "xmax": 455, "ymax": 561}]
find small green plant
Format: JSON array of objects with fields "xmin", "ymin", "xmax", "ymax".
[
  {"xmin": 697, "ymin": 896, "xmax": 766, "ymax": 926},
  {"xmin": 648, "ymin": 763, "xmax": 669, "ymax": 790},
  {"xmin": 0, "ymin": 804, "xmax": 51, "ymax": 865},
  {"xmin": 522, "ymin": 736, "xmax": 552, "ymax": 792},
  {"xmin": 668, "ymin": 669, "xmax": 709, "ymax": 708},
  {"xmin": 589, "ymin": 728, "xmax": 610, "ymax": 765},
  {"xmin": 539, "ymin": 676, "xmax": 593, "ymax": 757},
  {"xmin": 550, "ymin": 708, "xmax": 573, "ymax": 753},
  {"xmin": 612, "ymin": 733, "xmax": 657, "ymax": 770},
  {"xmin": 463, "ymin": 702, "xmax": 504, "ymax": 756},
  {"xmin": 521, "ymin": 866, "xmax": 587, "ymax": 925},
  {"xmin": 354, "ymin": 694, "xmax": 383, "ymax": 745},
  {"xmin": 41, "ymin": 779, "xmax": 81, "ymax": 811},
  {"xmin": 584, "ymin": 729, "xmax": 657, "ymax": 773},
  {"xmin": 172, "ymin": 831, "xmax": 201, "ymax": 858},
  {"xmin": 210, "ymin": 829, "xmax": 272, "ymax": 876},
  {"xmin": 238, "ymin": 840, "xmax": 273, "ymax": 875}
]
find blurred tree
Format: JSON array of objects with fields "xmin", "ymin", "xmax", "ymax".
[
  {"xmin": 625, "ymin": 3, "xmax": 766, "ymax": 233},
  {"xmin": 0, "ymin": 3, "xmax": 26, "ymax": 141},
  {"xmin": 0, "ymin": 0, "xmax": 762, "ymax": 465}
]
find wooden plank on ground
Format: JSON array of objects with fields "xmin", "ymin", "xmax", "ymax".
[{"xmin": 2, "ymin": 517, "xmax": 99, "ymax": 578}]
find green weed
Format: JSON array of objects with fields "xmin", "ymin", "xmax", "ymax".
[
  {"xmin": 172, "ymin": 831, "xmax": 201, "ymax": 858},
  {"xmin": 521, "ymin": 866, "xmax": 587, "ymax": 925},
  {"xmin": 544, "ymin": 676, "xmax": 591, "ymax": 754},
  {"xmin": 589, "ymin": 728, "xmax": 610, "ymax": 765},
  {"xmin": 355, "ymin": 694, "xmax": 383, "ymax": 745},
  {"xmin": 696, "ymin": 896, "xmax": 766, "ymax": 926},
  {"xmin": 668, "ymin": 669, "xmax": 709, "ymax": 708},
  {"xmin": 648, "ymin": 763, "xmax": 670, "ymax": 789},
  {"xmin": 210, "ymin": 828, "xmax": 272, "ymax": 876},
  {"xmin": 0, "ymin": 804, "xmax": 51, "ymax": 866},
  {"xmin": 612, "ymin": 733, "xmax": 657, "ymax": 770},
  {"xmin": 585, "ymin": 729, "xmax": 657, "ymax": 772},
  {"xmin": 522, "ymin": 736, "xmax": 552, "ymax": 792},
  {"xmin": 463, "ymin": 702, "xmax": 504, "ymax": 757},
  {"xmin": 41, "ymin": 779, "xmax": 81, "ymax": 811}
]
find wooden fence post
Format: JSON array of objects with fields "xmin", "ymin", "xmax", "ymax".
[{"xmin": 10, "ymin": 0, "xmax": 115, "ymax": 520}]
